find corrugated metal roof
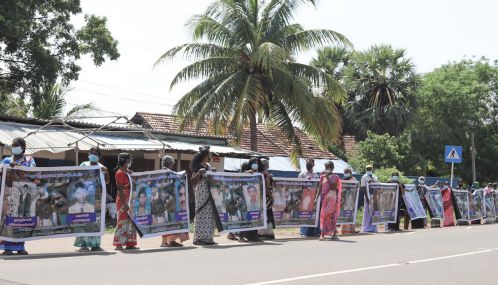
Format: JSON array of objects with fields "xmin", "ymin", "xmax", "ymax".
[
  {"xmin": 224, "ymin": 156, "xmax": 353, "ymax": 173},
  {"xmin": 0, "ymin": 121, "xmax": 252, "ymax": 157}
]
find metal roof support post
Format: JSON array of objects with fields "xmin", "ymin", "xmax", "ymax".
[
  {"xmin": 75, "ymin": 142, "xmax": 79, "ymax": 166},
  {"xmin": 177, "ymin": 152, "xmax": 182, "ymax": 172}
]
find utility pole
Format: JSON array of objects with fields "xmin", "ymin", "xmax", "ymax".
[{"xmin": 470, "ymin": 129, "xmax": 476, "ymax": 183}]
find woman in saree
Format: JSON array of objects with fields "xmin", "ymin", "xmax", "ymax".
[{"xmin": 315, "ymin": 161, "xmax": 342, "ymax": 240}]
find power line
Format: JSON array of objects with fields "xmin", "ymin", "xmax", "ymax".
[
  {"xmin": 72, "ymin": 88, "xmax": 176, "ymax": 107},
  {"xmin": 78, "ymin": 79, "xmax": 179, "ymax": 103}
]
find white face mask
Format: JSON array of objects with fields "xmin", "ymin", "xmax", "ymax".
[
  {"xmin": 12, "ymin": 146, "xmax": 23, "ymax": 156},
  {"xmin": 127, "ymin": 162, "xmax": 132, "ymax": 168},
  {"xmin": 251, "ymin": 164, "xmax": 259, "ymax": 171},
  {"xmin": 344, "ymin": 173, "xmax": 351, "ymax": 178},
  {"xmin": 418, "ymin": 180, "xmax": 425, "ymax": 184}
]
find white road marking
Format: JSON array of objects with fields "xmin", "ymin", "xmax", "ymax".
[{"xmin": 244, "ymin": 249, "xmax": 496, "ymax": 285}]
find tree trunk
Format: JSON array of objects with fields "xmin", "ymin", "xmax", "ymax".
[{"xmin": 249, "ymin": 111, "xmax": 258, "ymax": 152}]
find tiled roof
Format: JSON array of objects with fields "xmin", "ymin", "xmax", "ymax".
[
  {"xmin": 131, "ymin": 112, "xmax": 229, "ymax": 139},
  {"xmin": 132, "ymin": 112, "xmax": 337, "ymax": 159}
]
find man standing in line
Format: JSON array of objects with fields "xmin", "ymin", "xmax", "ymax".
[
  {"xmin": 299, "ymin": 159, "xmax": 320, "ymax": 237},
  {"xmin": 361, "ymin": 164, "xmax": 379, "ymax": 233}
]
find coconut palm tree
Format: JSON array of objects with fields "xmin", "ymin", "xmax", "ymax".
[
  {"xmin": 157, "ymin": 0, "xmax": 351, "ymax": 161},
  {"xmin": 32, "ymin": 84, "xmax": 95, "ymax": 119},
  {"xmin": 342, "ymin": 44, "xmax": 420, "ymax": 139}
]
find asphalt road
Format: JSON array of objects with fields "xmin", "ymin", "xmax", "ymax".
[{"xmin": 1, "ymin": 225, "xmax": 498, "ymax": 285}]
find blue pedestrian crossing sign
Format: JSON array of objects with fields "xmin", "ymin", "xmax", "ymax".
[{"xmin": 444, "ymin": 145, "xmax": 462, "ymax": 163}]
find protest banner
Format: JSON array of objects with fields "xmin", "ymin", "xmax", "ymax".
[
  {"xmin": 483, "ymin": 192, "xmax": 496, "ymax": 221},
  {"xmin": 495, "ymin": 191, "xmax": 498, "ymax": 217},
  {"xmin": 424, "ymin": 187, "xmax": 444, "ymax": 220},
  {"xmin": 207, "ymin": 172, "xmax": 266, "ymax": 232},
  {"xmin": 0, "ymin": 165, "xmax": 105, "ymax": 241},
  {"xmin": 367, "ymin": 183, "xmax": 399, "ymax": 225},
  {"xmin": 453, "ymin": 190, "xmax": 470, "ymax": 221},
  {"xmin": 403, "ymin": 184, "xmax": 426, "ymax": 220},
  {"xmin": 128, "ymin": 170, "xmax": 189, "ymax": 238},
  {"xmin": 337, "ymin": 181, "xmax": 359, "ymax": 225},
  {"xmin": 469, "ymin": 189, "xmax": 484, "ymax": 221},
  {"xmin": 271, "ymin": 178, "xmax": 319, "ymax": 228}
]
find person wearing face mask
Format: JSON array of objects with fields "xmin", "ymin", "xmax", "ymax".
[
  {"xmin": 455, "ymin": 179, "xmax": 469, "ymax": 226},
  {"xmin": 298, "ymin": 158, "xmax": 320, "ymax": 237},
  {"xmin": 412, "ymin": 176, "xmax": 428, "ymax": 229},
  {"xmin": 441, "ymin": 181, "xmax": 455, "ymax": 227},
  {"xmin": 113, "ymin": 153, "xmax": 138, "ymax": 250},
  {"xmin": 386, "ymin": 172, "xmax": 406, "ymax": 232},
  {"xmin": 341, "ymin": 168, "xmax": 358, "ymax": 234},
  {"xmin": 239, "ymin": 157, "xmax": 263, "ymax": 243},
  {"xmin": 361, "ymin": 164, "xmax": 379, "ymax": 233},
  {"xmin": 74, "ymin": 147, "xmax": 110, "ymax": 252},
  {"xmin": 258, "ymin": 158, "xmax": 276, "ymax": 240},
  {"xmin": 314, "ymin": 161, "xmax": 342, "ymax": 240},
  {"xmin": 1, "ymin": 137, "xmax": 36, "ymax": 255}
]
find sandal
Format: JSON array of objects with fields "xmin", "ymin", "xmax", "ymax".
[
  {"xmin": 318, "ymin": 236, "xmax": 326, "ymax": 241},
  {"xmin": 170, "ymin": 241, "xmax": 184, "ymax": 247},
  {"xmin": 2, "ymin": 250, "xmax": 14, "ymax": 256},
  {"xmin": 160, "ymin": 243, "xmax": 172, "ymax": 247},
  {"xmin": 78, "ymin": 247, "xmax": 90, "ymax": 252},
  {"xmin": 124, "ymin": 246, "xmax": 139, "ymax": 250},
  {"xmin": 17, "ymin": 250, "xmax": 29, "ymax": 255},
  {"xmin": 227, "ymin": 233, "xmax": 238, "ymax": 241},
  {"xmin": 91, "ymin": 247, "xmax": 104, "ymax": 252},
  {"xmin": 330, "ymin": 235, "xmax": 339, "ymax": 240},
  {"xmin": 114, "ymin": 246, "xmax": 124, "ymax": 250}
]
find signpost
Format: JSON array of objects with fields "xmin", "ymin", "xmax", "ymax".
[{"xmin": 444, "ymin": 145, "xmax": 462, "ymax": 187}]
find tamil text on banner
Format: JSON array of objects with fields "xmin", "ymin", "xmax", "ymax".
[
  {"xmin": 367, "ymin": 183, "xmax": 399, "ymax": 225},
  {"xmin": 403, "ymin": 184, "xmax": 426, "ymax": 220},
  {"xmin": 453, "ymin": 190, "xmax": 470, "ymax": 221},
  {"xmin": 424, "ymin": 187, "xmax": 444, "ymax": 220},
  {"xmin": 128, "ymin": 170, "xmax": 189, "ymax": 238},
  {"xmin": 483, "ymin": 192, "xmax": 496, "ymax": 221},
  {"xmin": 337, "ymin": 180, "xmax": 359, "ymax": 225},
  {"xmin": 0, "ymin": 165, "xmax": 105, "ymax": 241},
  {"xmin": 469, "ymin": 189, "xmax": 484, "ymax": 221},
  {"xmin": 207, "ymin": 172, "xmax": 266, "ymax": 232},
  {"xmin": 271, "ymin": 178, "xmax": 319, "ymax": 228}
]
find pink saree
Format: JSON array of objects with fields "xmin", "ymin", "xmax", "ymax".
[{"xmin": 319, "ymin": 174, "xmax": 342, "ymax": 236}]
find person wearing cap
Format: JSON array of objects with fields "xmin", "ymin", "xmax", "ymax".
[
  {"xmin": 412, "ymin": 176, "xmax": 428, "ymax": 229},
  {"xmin": 298, "ymin": 158, "xmax": 320, "ymax": 237},
  {"xmin": 386, "ymin": 172, "xmax": 406, "ymax": 232},
  {"xmin": 361, "ymin": 164, "xmax": 378, "ymax": 233},
  {"xmin": 441, "ymin": 181, "xmax": 455, "ymax": 227},
  {"xmin": 341, "ymin": 167, "xmax": 358, "ymax": 234}
]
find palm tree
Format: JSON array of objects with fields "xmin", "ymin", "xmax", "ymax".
[
  {"xmin": 342, "ymin": 44, "xmax": 420, "ymax": 139},
  {"xmin": 32, "ymin": 84, "xmax": 95, "ymax": 119},
  {"xmin": 156, "ymin": 0, "xmax": 351, "ymax": 161},
  {"xmin": 310, "ymin": 46, "xmax": 351, "ymax": 79}
]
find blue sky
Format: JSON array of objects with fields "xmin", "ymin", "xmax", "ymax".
[{"xmin": 66, "ymin": 0, "xmax": 498, "ymax": 117}]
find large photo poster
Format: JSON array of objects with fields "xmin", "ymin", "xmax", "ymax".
[
  {"xmin": 337, "ymin": 181, "xmax": 359, "ymax": 225},
  {"xmin": 128, "ymin": 170, "xmax": 189, "ymax": 238},
  {"xmin": 271, "ymin": 178, "xmax": 319, "ymax": 228},
  {"xmin": 483, "ymin": 192, "xmax": 496, "ymax": 221},
  {"xmin": 367, "ymin": 183, "xmax": 399, "ymax": 225},
  {"xmin": 469, "ymin": 189, "xmax": 484, "ymax": 221},
  {"xmin": 0, "ymin": 165, "xmax": 105, "ymax": 241},
  {"xmin": 495, "ymin": 191, "xmax": 498, "ymax": 217},
  {"xmin": 207, "ymin": 172, "xmax": 266, "ymax": 232},
  {"xmin": 403, "ymin": 184, "xmax": 426, "ymax": 220},
  {"xmin": 424, "ymin": 187, "xmax": 444, "ymax": 220},
  {"xmin": 453, "ymin": 190, "xmax": 470, "ymax": 221}
]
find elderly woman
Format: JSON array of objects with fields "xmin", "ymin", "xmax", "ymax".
[
  {"xmin": 192, "ymin": 146, "xmax": 219, "ymax": 246},
  {"xmin": 341, "ymin": 167, "xmax": 358, "ymax": 234},
  {"xmin": 1, "ymin": 137, "xmax": 36, "ymax": 255},
  {"xmin": 161, "ymin": 155, "xmax": 190, "ymax": 247},
  {"xmin": 74, "ymin": 146, "xmax": 110, "ymax": 252},
  {"xmin": 315, "ymin": 161, "xmax": 342, "ymax": 240},
  {"xmin": 113, "ymin": 153, "xmax": 138, "ymax": 250}
]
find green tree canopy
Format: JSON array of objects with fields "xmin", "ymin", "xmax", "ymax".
[
  {"xmin": 342, "ymin": 44, "xmax": 420, "ymax": 139},
  {"xmin": 0, "ymin": 0, "xmax": 119, "ymax": 100},
  {"xmin": 156, "ymin": 0, "xmax": 351, "ymax": 162},
  {"xmin": 410, "ymin": 58, "xmax": 498, "ymax": 182}
]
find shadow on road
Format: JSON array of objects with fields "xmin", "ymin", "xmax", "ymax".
[
  {"xmin": 203, "ymin": 242, "xmax": 282, "ymax": 249},
  {"xmin": 0, "ymin": 251, "xmax": 116, "ymax": 260},
  {"xmin": 120, "ymin": 246, "xmax": 197, "ymax": 254}
]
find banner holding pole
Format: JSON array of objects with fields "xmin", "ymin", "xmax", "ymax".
[
  {"xmin": 0, "ymin": 165, "xmax": 106, "ymax": 242},
  {"xmin": 367, "ymin": 183, "xmax": 399, "ymax": 225},
  {"xmin": 337, "ymin": 181, "xmax": 359, "ymax": 225},
  {"xmin": 206, "ymin": 172, "xmax": 266, "ymax": 232},
  {"xmin": 128, "ymin": 170, "xmax": 189, "ymax": 238}
]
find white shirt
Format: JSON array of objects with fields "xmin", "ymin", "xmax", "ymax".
[
  {"xmin": 360, "ymin": 173, "xmax": 379, "ymax": 187},
  {"xmin": 298, "ymin": 171, "xmax": 319, "ymax": 179}
]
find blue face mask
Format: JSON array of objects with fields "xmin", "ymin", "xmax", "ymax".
[
  {"xmin": 251, "ymin": 164, "xmax": 259, "ymax": 171},
  {"xmin": 392, "ymin": 176, "xmax": 399, "ymax": 181},
  {"xmin": 366, "ymin": 171, "xmax": 373, "ymax": 176},
  {"xmin": 12, "ymin": 146, "xmax": 23, "ymax": 156},
  {"xmin": 344, "ymin": 173, "xmax": 351, "ymax": 178},
  {"xmin": 88, "ymin": 154, "xmax": 99, "ymax": 163}
]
